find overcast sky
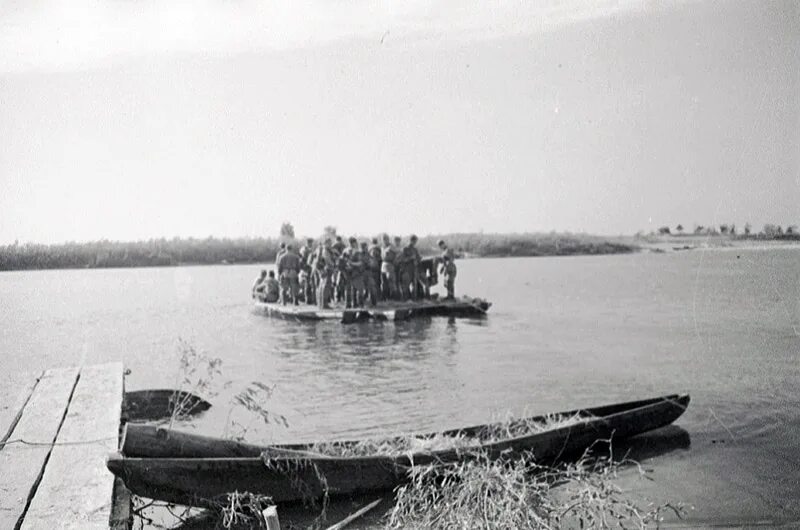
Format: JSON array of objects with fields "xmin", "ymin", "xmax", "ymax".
[{"xmin": 1, "ymin": 0, "xmax": 798, "ymax": 243}]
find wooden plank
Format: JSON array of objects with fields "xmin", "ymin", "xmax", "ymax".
[
  {"xmin": 324, "ymin": 498, "xmax": 382, "ymax": 530},
  {"xmin": 0, "ymin": 367, "xmax": 79, "ymax": 530},
  {"xmin": 21, "ymin": 362, "xmax": 123, "ymax": 530},
  {"xmin": 0, "ymin": 371, "xmax": 43, "ymax": 447},
  {"xmin": 263, "ymin": 505, "xmax": 281, "ymax": 530},
  {"xmin": 110, "ymin": 364, "xmax": 131, "ymax": 530},
  {"xmin": 109, "ymin": 477, "xmax": 132, "ymax": 530}
]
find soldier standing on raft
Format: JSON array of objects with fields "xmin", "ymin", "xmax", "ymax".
[
  {"xmin": 298, "ymin": 269, "xmax": 309, "ymax": 303},
  {"xmin": 399, "ymin": 235, "xmax": 422, "ymax": 300},
  {"xmin": 332, "ymin": 236, "xmax": 347, "ymax": 302},
  {"xmin": 277, "ymin": 244, "xmax": 301, "ymax": 305},
  {"xmin": 335, "ymin": 246, "xmax": 349, "ymax": 304},
  {"xmin": 393, "ymin": 236, "xmax": 403, "ymax": 298},
  {"xmin": 275, "ymin": 242, "xmax": 287, "ymax": 268},
  {"xmin": 368, "ymin": 238, "xmax": 383, "ymax": 303},
  {"xmin": 299, "ymin": 238, "xmax": 316, "ymax": 305},
  {"xmin": 313, "ymin": 239, "xmax": 335, "ymax": 309},
  {"xmin": 438, "ymin": 239, "xmax": 457, "ymax": 300},
  {"xmin": 332, "ymin": 235, "xmax": 346, "ymax": 256},
  {"xmin": 362, "ymin": 240, "xmax": 380, "ymax": 307},
  {"xmin": 380, "ymin": 234, "xmax": 398, "ymax": 301},
  {"xmin": 299, "ymin": 238, "xmax": 314, "ymax": 263},
  {"xmin": 344, "ymin": 237, "xmax": 366, "ymax": 308}
]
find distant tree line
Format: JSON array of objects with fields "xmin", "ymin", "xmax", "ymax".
[
  {"xmin": 0, "ymin": 229, "xmax": 636, "ymax": 272},
  {"xmin": 650, "ymin": 223, "xmax": 799, "ymax": 239},
  {"xmin": 0, "ymin": 237, "xmax": 283, "ymax": 271}
]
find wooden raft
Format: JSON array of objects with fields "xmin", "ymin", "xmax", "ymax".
[
  {"xmin": 255, "ymin": 296, "xmax": 491, "ymax": 323},
  {"xmin": 0, "ymin": 363, "xmax": 124, "ymax": 530}
]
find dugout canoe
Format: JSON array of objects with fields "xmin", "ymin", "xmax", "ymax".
[
  {"xmin": 122, "ymin": 389, "xmax": 212, "ymax": 423},
  {"xmin": 107, "ymin": 393, "xmax": 689, "ymax": 506},
  {"xmin": 254, "ymin": 295, "xmax": 491, "ymax": 323}
]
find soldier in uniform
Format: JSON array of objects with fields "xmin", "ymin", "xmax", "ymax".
[
  {"xmin": 312, "ymin": 239, "xmax": 335, "ymax": 309},
  {"xmin": 369, "ymin": 238, "xmax": 383, "ymax": 303},
  {"xmin": 399, "ymin": 235, "xmax": 421, "ymax": 300},
  {"xmin": 299, "ymin": 238, "xmax": 314, "ymax": 262},
  {"xmin": 332, "ymin": 236, "xmax": 347, "ymax": 302},
  {"xmin": 252, "ymin": 269, "xmax": 267, "ymax": 299},
  {"xmin": 345, "ymin": 237, "xmax": 366, "ymax": 308},
  {"xmin": 362, "ymin": 241, "xmax": 380, "ymax": 306},
  {"xmin": 332, "ymin": 236, "xmax": 346, "ymax": 256},
  {"xmin": 393, "ymin": 236, "xmax": 403, "ymax": 298},
  {"xmin": 298, "ymin": 269, "xmax": 309, "ymax": 303},
  {"xmin": 335, "ymin": 244, "xmax": 349, "ymax": 305},
  {"xmin": 275, "ymin": 242, "xmax": 287, "ymax": 268},
  {"xmin": 380, "ymin": 234, "xmax": 397, "ymax": 301},
  {"xmin": 277, "ymin": 244, "xmax": 301, "ymax": 305},
  {"xmin": 438, "ymin": 239, "xmax": 457, "ymax": 300},
  {"xmin": 299, "ymin": 238, "xmax": 316, "ymax": 305},
  {"xmin": 263, "ymin": 270, "xmax": 280, "ymax": 303},
  {"xmin": 418, "ymin": 257, "xmax": 438, "ymax": 299}
]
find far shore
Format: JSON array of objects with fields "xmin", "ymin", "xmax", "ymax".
[
  {"xmin": 631, "ymin": 233, "xmax": 800, "ymax": 254},
  {"xmin": 1, "ymin": 233, "xmax": 799, "ymax": 272},
  {"xmin": 0, "ymin": 233, "xmax": 636, "ymax": 272}
]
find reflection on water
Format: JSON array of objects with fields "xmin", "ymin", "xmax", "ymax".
[
  {"xmin": 271, "ymin": 316, "xmax": 460, "ymax": 363},
  {"xmin": 613, "ymin": 425, "xmax": 692, "ymax": 463}
]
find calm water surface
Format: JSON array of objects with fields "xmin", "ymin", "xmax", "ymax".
[{"xmin": 2, "ymin": 249, "xmax": 799, "ymax": 519}]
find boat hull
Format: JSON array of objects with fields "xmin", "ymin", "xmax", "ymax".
[
  {"xmin": 108, "ymin": 394, "xmax": 689, "ymax": 506},
  {"xmin": 254, "ymin": 296, "xmax": 491, "ymax": 323},
  {"xmin": 122, "ymin": 389, "xmax": 211, "ymax": 423}
]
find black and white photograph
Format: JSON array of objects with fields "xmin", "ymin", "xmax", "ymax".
[{"xmin": 1, "ymin": 1, "xmax": 799, "ymax": 528}]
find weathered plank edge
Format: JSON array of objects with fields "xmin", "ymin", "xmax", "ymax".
[
  {"xmin": 110, "ymin": 477, "xmax": 132, "ymax": 530},
  {"xmin": 20, "ymin": 362, "xmax": 123, "ymax": 530},
  {"xmin": 111, "ymin": 366, "xmax": 132, "ymax": 530},
  {"xmin": 0, "ymin": 371, "xmax": 44, "ymax": 448},
  {"xmin": 11, "ymin": 368, "xmax": 81, "ymax": 530}
]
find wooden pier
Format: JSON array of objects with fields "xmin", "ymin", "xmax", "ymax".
[
  {"xmin": 255, "ymin": 296, "xmax": 491, "ymax": 323},
  {"xmin": 0, "ymin": 363, "xmax": 126, "ymax": 530}
]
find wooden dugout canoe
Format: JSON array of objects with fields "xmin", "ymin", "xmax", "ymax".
[
  {"xmin": 107, "ymin": 394, "xmax": 689, "ymax": 506},
  {"xmin": 122, "ymin": 389, "xmax": 211, "ymax": 423}
]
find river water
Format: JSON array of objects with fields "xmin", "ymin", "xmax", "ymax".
[{"xmin": 1, "ymin": 248, "xmax": 799, "ymax": 524}]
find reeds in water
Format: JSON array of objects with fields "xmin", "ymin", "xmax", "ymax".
[{"xmin": 387, "ymin": 449, "xmax": 685, "ymax": 529}]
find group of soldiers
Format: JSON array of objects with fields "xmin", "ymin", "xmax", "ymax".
[{"xmin": 252, "ymin": 234, "xmax": 457, "ymax": 309}]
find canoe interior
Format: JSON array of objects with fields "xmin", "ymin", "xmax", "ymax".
[
  {"xmin": 121, "ymin": 393, "xmax": 689, "ymax": 459},
  {"xmin": 122, "ymin": 389, "xmax": 211, "ymax": 423}
]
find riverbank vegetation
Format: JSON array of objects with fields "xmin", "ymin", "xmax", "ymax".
[
  {"xmin": 0, "ymin": 232, "xmax": 636, "ymax": 271},
  {"xmin": 417, "ymin": 233, "xmax": 634, "ymax": 258}
]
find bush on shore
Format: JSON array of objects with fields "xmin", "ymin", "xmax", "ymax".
[{"xmin": 417, "ymin": 232, "xmax": 635, "ymax": 258}]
